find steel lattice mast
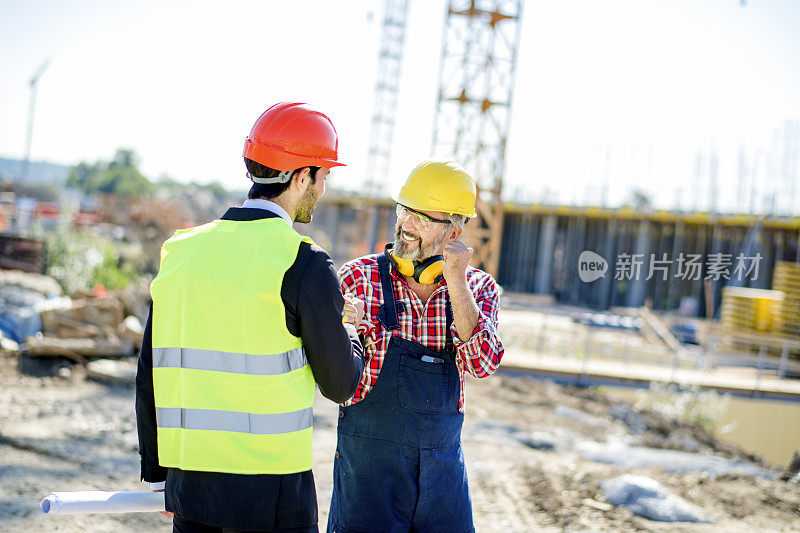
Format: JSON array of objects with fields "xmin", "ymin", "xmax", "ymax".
[
  {"xmin": 365, "ymin": 0, "xmax": 411, "ymax": 196},
  {"xmin": 431, "ymin": 0, "xmax": 524, "ymax": 276}
]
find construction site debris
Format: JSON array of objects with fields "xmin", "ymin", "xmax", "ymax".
[
  {"xmin": 0, "ymin": 268, "xmax": 62, "ymax": 297},
  {"xmin": 0, "ymin": 330, "xmax": 20, "ymax": 352},
  {"xmin": 0, "ymin": 234, "xmax": 46, "ymax": 273},
  {"xmin": 780, "ymin": 452, "xmax": 800, "ymax": 482},
  {"xmin": 117, "ymin": 284, "xmax": 151, "ymax": 324},
  {"xmin": 639, "ymin": 306, "xmax": 683, "ymax": 353},
  {"xmin": 0, "ymin": 270, "xmax": 67, "ymax": 344},
  {"xmin": 36, "ymin": 296, "xmax": 144, "ymax": 354},
  {"xmin": 23, "ymin": 336, "xmax": 134, "ymax": 359},
  {"xmin": 0, "ymin": 269, "xmax": 149, "ymax": 362},
  {"xmin": 601, "ymin": 474, "xmax": 713, "ymax": 523},
  {"xmin": 610, "ymin": 404, "xmax": 649, "ymax": 436},
  {"xmin": 42, "ymin": 297, "xmax": 124, "ymax": 330},
  {"xmin": 576, "ymin": 440, "xmax": 770, "ymax": 479},
  {"xmin": 773, "ymin": 261, "xmax": 800, "ymax": 338},
  {"xmin": 718, "ymin": 262, "xmax": 800, "ymax": 358},
  {"xmin": 721, "ymin": 287, "xmax": 784, "ymax": 345},
  {"xmin": 670, "ymin": 321, "xmax": 699, "ymax": 345},
  {"xmin": 581, "ymin": 498, "xmax": 613, "ymax": 512},
  {"xmin": 575, "ymin": 312, "xmax": 641, "ymax": 331},
  {"xmin": 86, "ymin": 359, "xmax": 137, "ymax": 384}
]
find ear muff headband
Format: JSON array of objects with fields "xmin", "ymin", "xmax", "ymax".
[{"xmin": 385, "ymin": 245, "xmax": 444, "ymax": 285}]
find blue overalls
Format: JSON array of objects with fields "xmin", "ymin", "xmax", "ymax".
[{"xmin": 327, "ymin": 253, "xmax": 474, "ymax": 533}]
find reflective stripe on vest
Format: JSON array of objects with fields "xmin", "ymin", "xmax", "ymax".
[
  {"xmin": 153, "ymin": 347, "xmax": 308, "ymax": 375},
  {"xmin": 150, "ymin": 217, "xmax": 315, "ymax": 475},
  {"xmin": 155, "ymin": 406, "xmax": 313, "ymax": 434}
]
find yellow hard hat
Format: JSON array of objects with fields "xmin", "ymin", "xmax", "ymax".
[{"xmin": 392, "ymin": 160, "xmax": 477, "ymax": 218}]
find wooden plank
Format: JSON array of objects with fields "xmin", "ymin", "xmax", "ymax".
[
  {"xmin": 639, "ymin": 306, "xmax": 682, "ymax": 352},
  {"xmin": 22, "ymin": 337, "xmax": 133, "ymax": 358}
]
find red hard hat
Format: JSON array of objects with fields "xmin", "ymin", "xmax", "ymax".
[{"xmin": 243, "ymin": 102, "xmax": 345, "ymax": 171}]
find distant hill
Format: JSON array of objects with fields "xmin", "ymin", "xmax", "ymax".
[{"xmin": 0, "ymin": 157, "xmax": 73, "ymax": 185}]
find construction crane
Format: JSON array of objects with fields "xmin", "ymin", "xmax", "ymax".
[
  {"xmin": 431, "ymin": 0, "xmax": 524, "ymax": 277},
  {"xmin": 20, "ymin": 59, "xmax": 51, "ymax": 183},
  {"xmin": 365, "ymin": 0, "xmax": 411, "ymax": 196}
]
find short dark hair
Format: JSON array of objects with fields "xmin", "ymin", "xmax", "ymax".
[{"xmin": 245, "ymin": 158, "xmax": 318, "ymax": 200}]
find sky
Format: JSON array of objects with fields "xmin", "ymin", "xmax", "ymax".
[{"xmin": 1, "ymin": 0, "xmax": 799, "ymax": 215}]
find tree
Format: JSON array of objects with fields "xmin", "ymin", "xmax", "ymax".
[
  {"xmin": 205, "ymin": 181, "xmax": 228, "ymax": 200},
  {"xmin": 66, "ymin": 149, "xmax": 154, "ymax": 196},
  {"xmin": 110, "ymin": 149, "xmax": 137, "ymax": 168},
  {"xmin": 66, "ymin": 161, "xmax": 102, "ymax": 191}
]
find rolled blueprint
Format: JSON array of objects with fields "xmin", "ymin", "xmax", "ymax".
[{"xmin": 41, "ymin": 491, "xmax": 165, "ymax": 515}]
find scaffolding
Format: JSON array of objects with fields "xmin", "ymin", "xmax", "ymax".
[{"xmin": 431, "ymin": 0, "xmax": 524, "ymax": 276}]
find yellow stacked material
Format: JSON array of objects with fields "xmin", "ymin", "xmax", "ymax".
[
  {"xmin": 773, "ymin": 261, "xmax": 800, "ymax": 339},
  {"xmin": 720, "ymin": 287, "xmax": 784, "ymax": 334}
]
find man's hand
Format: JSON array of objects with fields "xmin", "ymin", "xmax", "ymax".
[
  {"xmin": 442, "ymin": 239, "xmax": 472, "ymax": 286},
  {"xmin": 442, "ymin": 239, "xmax": 479, "ymax": 341},
  {"xmin": 342, "ymin": 293, "xmax": 365, "ymax": 325},
  {"xmin": 152, "ymin": 488, "xmax": 173, "ymax": 518}
]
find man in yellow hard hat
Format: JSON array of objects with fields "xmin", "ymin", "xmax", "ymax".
[
  {"xmin": 136, "ymin": 102, "xmax": 364, "ymax": 533},
  {"xmin": 327, "ymin": 160, "xmax": 504, "ymax": 532}
]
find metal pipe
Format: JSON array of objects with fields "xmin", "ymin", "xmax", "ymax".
[
  {"xmin": 778, "ymin": 343, "xmax": 789, "ymax": 380},
  {"xmin": 754, "ymin": 346, "xmax": 766, "ymax": 396}
]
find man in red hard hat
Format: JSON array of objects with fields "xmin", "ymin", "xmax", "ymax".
[{"xmin": 136, "ymin": 102, "xmax": 364, "ymax": 533}]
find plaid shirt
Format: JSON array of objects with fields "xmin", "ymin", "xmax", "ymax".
[{"xmin": 339, "ymin": 254, "xmax": 504, "ymax": 412}]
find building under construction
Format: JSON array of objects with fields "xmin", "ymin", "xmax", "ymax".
[
  {"xmin": 302, "ymin": 195, "xmax": 800, "ymax": 317},
  {"xmin": 351, "ymin": 0, "xmax": 800, "ymax": 324}
]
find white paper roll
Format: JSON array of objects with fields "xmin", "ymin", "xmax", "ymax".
[{"xmin": 40, "ymin": 491, "xmax": 165, "ymax": 515}]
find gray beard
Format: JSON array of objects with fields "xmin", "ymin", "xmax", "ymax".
[{"xmin": 392, "ymin": 225, "xmax": 449, "ymax": 262}]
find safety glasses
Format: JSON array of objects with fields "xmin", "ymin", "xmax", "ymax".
[{"xmin": 395, "ymin": 204, "xmax": 450, "ymax": 227}]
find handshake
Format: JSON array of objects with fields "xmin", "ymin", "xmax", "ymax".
[{"xmin": 342, "ymin": 293, "xmax": 365, "ymax": 326}]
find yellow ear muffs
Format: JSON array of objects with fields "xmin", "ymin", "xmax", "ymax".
[
  {"xmin": 390, "ymin": 254, "xmax": 415, "ymax": 277},
  {"xmin": 412, "ymin": 255, "xmax": 444, "ymax": 284},
  {"xmin": 386, "ymin": 245, "xmax": 444, "ymax": 285}
]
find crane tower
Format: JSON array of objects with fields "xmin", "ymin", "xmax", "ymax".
[
  {"xmin": 431, "ymin": 0, "xmax": 524, "ymax": 276},
  {"xmin": 365, "ymin": 0, "xmax": 411, "ymax": 195}
]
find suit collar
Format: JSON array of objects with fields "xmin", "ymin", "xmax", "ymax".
[{"xmin": 220, "ymin": 207, "xmax": 283, "ymax": 222}]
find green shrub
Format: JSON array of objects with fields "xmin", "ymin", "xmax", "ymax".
[{"xmin": 634, "ymin": 383, "xmax": 730, "ymax": 431}]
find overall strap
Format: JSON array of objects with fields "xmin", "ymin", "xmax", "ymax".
[
  {"xmin": 444, "ymin": 296, "xmax": 456, "ymax": 356},
  {"xmin": 377, "ymin": 253, "xmax": 401, "ymax": 331}
]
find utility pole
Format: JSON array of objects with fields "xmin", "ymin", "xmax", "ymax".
[
  {"xmin": 737, "ymin": 144, "xmax": 745, "ymax": 213},
  {"xmin": 692, "ymin": 150, "xmax": 703, "ymax": 212},
  {"xmin": 20, "ymin": 59, "xmax": 50, "ymax": 183},
  {"xmin": 708, "ymin": 143, "xmax": 718, "ymax": 214}
]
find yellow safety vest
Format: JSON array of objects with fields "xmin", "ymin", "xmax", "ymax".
[{"xmin": 149, "ymin": 217, "xmax": 315, "ymax": 475}]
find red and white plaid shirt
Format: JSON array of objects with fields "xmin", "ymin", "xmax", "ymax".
[{"xmin": 339, "ymin": 255, "xmax": 504, "ymax": 412}]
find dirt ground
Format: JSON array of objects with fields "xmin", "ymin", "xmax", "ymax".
[{"xmin": 1, "ymin": 351, "xmax": 799, "ymax": 532}]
